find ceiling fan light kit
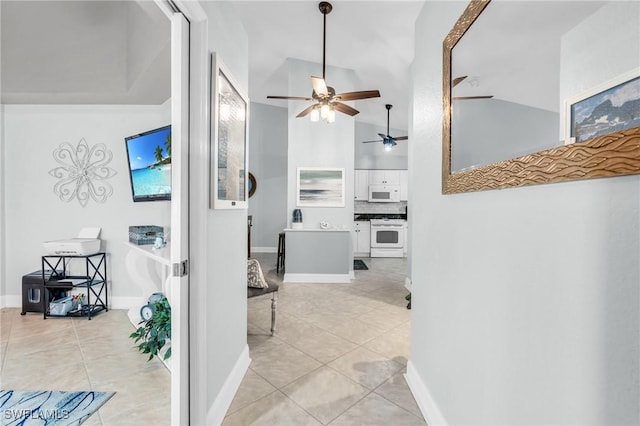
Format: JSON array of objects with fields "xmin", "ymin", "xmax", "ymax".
[{"xmin": 267, "ymin": 1, "xmax": 381, "ymax": 123}]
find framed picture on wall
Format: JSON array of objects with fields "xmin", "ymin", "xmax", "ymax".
[
  {"xmin": 565, "ymin": 69, "xmax": 640, "ymax": 145},
  {"xmin": 210, "ymin": 52, "xmax": 250, "ymax": 209},
  {"xmin": 296, "ymin": 167, "xmax": 345, "ymax": 207}
]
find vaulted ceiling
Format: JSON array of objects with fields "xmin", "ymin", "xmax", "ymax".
[
  {"xmin": 0, "ymin": 1, "xmax": 170, "ymax": 105},
  {"xmin": 1, "ymin": 1, "xmax": 423, "ymax": 128},
  {"xmin": 233, "ymin": 1, "xmax": 424, "ymax": 128}
]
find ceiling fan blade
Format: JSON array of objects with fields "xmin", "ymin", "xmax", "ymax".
[
  {"xmin": 378, "ymin": 133, "xmax": 388, "ymax": 140},
  {"xmin": 296, "ymin": 104, "xmax": 317, "ymax": 118},
  {"xmin": 452, "ymin": 76, "xmax": 468, "ymax": 87},
  {"xmin": 392, "ymin": 136, "xmax": 409, "ymax": 141},
  {"xmin": 335, "ymin": 90, "xmax": 381, "ymax": 101},
  {"xmin": 333, "ymin": 102, "xmax": 359, "ymax": 116},
  {"xmin": 362, "ymin": 140, "xmax": 383, "ymax": 144},
  {"xmin": 267, "ymin": 95, "xmax": 314, "ymax": 101},
  {"xmin": 452, "ymin": 95, "xmax": 494, "ymax": 100},
  {"xmin": 311, "ymin": 76, "xmax": 329, "ymax": 97}
]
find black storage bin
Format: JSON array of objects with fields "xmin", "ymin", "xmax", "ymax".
[{"xmin": 21, "ymin": 270, "xmax": 67, "ymax": 315}]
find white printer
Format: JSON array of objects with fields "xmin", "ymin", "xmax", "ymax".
[{"xmin": 43, "ymin": 227, "xmax": 102, "ymax": 256}]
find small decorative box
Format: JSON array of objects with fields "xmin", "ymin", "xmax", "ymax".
[{"xmin": 129, "ymin": 226, "xmax": 164, "ymax": 245}]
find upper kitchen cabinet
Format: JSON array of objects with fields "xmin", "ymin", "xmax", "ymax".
[
  {"xmin": 369, "ymin": 170, "xmax": 400, "ymax": 186},
  {"xmin": 400, "ymin": 170, "xmax": 408, "ymax": 201},
  {"xmin": 354, "ymin": 170, "xmax": 369, "ymax": 200}
]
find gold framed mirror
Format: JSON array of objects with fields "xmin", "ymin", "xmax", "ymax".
[{"xmin": 442, "ymin": 0, "xmax": 640, "ymax": 194}]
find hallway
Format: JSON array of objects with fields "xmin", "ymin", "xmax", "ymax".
[{"xmin": 224, "ymin": 254, "xmax": 423, "ymax": 425}]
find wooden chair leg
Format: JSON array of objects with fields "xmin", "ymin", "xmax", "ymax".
[{"xmin": 270, "ymin": 292, "xmax": 277, "ymax": 336}]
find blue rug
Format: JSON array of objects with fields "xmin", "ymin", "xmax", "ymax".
[{"xmin": 0, "ymin": 390, "xmax": 114, "ymax": 425}]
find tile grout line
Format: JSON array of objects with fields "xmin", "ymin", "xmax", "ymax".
[
  {"xmin": 244, "ymin": 254, "xmax": 420, "ymax": 424},
  {"xmin": 0, "ymin": 309, "xmax": 16, "ymax": 375},
  {"xmin": 71, "ymin": 318, "xmax": 105, "ymax": 426},
  {"xmin": 371, "ymin": 386, "xmax": 425, "ymax": 422}
]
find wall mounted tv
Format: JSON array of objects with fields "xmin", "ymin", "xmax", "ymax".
[{"xmin": 124, "ymin": 125, "xmax": 172, "ymax": 202}]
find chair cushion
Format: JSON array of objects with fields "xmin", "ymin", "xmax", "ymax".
[
  {"xmin": 248, "ymin": 258, "xmax": 269, "ymax": 289},
  {"xmin": 247, "ymin": 282, "xmax": 279, "ymax": 298}
]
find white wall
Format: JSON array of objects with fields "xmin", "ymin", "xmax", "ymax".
[
  {"xmin": 286, "ymin": 59, "xmax": 355, "ymax": 231},
  {"xmin": 451, "ymin": 98, "xmax": 559, "ymax": 171},
  {"xmin": 248, "ymin": 102, "xmax": 287, "ymax": 251},
  {"xmin": 197, "ymin": 1, "xmax": 250, "ymax": 422},
  {"xmin": 0, "ymin": 102, "xmax": 5, "ymax": 306},
  {"xmin": 2, "ymin": 104, "xmax": 170, "ymax": 308},
  {"xmin": 559, "ymin": 1, "xmax": 640, "ymax": 139},
  {"xmin": 355, "ymin": 121, "xmax": 408, "ymax": 169},
  {"xmin": 409, "ymin": 1, "xmax": 639, "ymax": 425}
]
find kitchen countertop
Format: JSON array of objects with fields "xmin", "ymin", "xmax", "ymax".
[
  {"xmin": 284, "ymin": 228, "xmax": 350, "ymax": 232},
  {"xmin": 354, "ymin": 213, "xmax": 407, "ymax": 221}
]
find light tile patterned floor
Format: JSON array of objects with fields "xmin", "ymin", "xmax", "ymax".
[
  {"xmin": 224, "ymin": 254, "xmax": 424, "ymax": 426},
  {"xmin": 0, "ymin": 307, "xmax": 170, "ymax": 425},
  {"xmin": 1, "ymin": 255, "xmax": 421, "ymax": 426}
]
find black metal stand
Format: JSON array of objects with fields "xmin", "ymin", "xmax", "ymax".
[{"xmin": 41, "ymin": 253, "xmax": 108, "ymax": 320}]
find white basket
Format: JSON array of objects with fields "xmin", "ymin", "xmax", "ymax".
[{"xmin": 49, "ymin": 296, "xmax": 73, "ymax": 316}]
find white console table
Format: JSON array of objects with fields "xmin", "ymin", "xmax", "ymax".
[
  {"xmin": 124, "ymin": 242, "xmax": 172, "ymax": 370},
  {"xmin": 124, "ymin": 242, "xmax": 171, "ymax": 323}
]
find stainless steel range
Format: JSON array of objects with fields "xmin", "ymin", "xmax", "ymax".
[{"xmin": 370, "ymin": 219, "xmax": 405, "ymax": 257}]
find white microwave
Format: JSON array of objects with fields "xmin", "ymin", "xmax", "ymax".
[{"xmin": 368, "ymin": 185, "xmax": 400, "ymax": 202}]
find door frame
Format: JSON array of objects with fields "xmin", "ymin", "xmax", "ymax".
[{"xmin": 160, "ymin": 1, "xmax": 210, "ymax": 424}]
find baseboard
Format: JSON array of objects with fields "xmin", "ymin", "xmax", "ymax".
[
  {"xmin": 251, "ymin": 247, "xmax": 277, "ymax": 253},
  {"xmin": 206, "ymin": 344, "xmax": 251, "ymax": 426},
  {"xmin": 405, "ymin": 276, "xmax": 412, "ymax": 292},
  {"xmin": 283, "ymin": 273, "xmax": 352, "ymax": 283},
  {"xmin": 0, "ymin": 295, "xmax": 20, "ymax": 309},
  {"xmin": 405, "ymin": 360, "xmax": 448, "ymax": 426}
]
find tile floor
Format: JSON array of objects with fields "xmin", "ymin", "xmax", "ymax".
[
  {"xmin": 0, "ymin": 255, "xmax": 421, "ymax": 426},
  {"xmin": 224, "ymin": 254, "xmax": 424, "ymax": 426},
  {"xmin": 0, "ymin": 306, "xmax": 170, "ymax": 425}
]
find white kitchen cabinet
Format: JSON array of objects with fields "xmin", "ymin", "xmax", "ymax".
[
  {"xmin": 352, "ymin": 221, "xmax": 371, "ymax": 256},
  {"xmin": 400, "ymin": 170, "xmax": 408, "ymax": 201},
  {"xmin": 369, "ymin": 170, "xmax": 400, "ymax": 186},
  {"xmin": 354, "ymin": 170, "xmax": 369, "ymax": 200}
]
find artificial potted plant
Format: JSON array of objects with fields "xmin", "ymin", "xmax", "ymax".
[{"xmin": 129, "ymin": 296, "xmax": 172, "ymax": 361}]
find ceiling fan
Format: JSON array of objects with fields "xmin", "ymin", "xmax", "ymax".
[
  {"xmin": 266, "ymin": 1, "xmax": 381, "ymax": 123},
  {"xmin": 362, "ymin": 104, "xmax": 408, "ymax": 151},
  {"xmin": 451, "ymin": 75, "xmax": 494, "ymax": 100}
]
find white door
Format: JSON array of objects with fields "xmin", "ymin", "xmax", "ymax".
[{"xmin": 169, "ymin": 12, "xmax": 190, "ymax": 426}]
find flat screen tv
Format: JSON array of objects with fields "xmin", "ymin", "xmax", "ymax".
[{"xmin": 124, "ymin": 125, "xmax": 172, "ymax": 202}]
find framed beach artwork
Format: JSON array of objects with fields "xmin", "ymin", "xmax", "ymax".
[
  {"xmin": 296, "ymin": 167, "xmax": 345, "ymax": 207},
  {"xmin": 210, "ymin": 52, "xmax": 249, "ymax": 209},
  {"xmin": 565, "ymin": 69, "xmax": 640, "ymax": 144}
]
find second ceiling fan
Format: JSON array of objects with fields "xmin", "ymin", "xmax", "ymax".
[
  {"xmin": 452, "ymin": 75, "xmax": 494, "ymax": 100},
  {"xmin": 362, "ymin": 104, "xmax": 408, "ymax": 151},
  {"xmin": 267, "ymin": 2, "xmax": 381, "ymax": 123}
]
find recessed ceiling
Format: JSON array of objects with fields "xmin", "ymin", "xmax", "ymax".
[
  {"xmin": 233, "ymin": 1, "xmax": 424, "ymax": 129},
  {"xmin": 1, "ymin": 0, "xmax": 423, "ymax": 128},
  {"xmin": 0, "ymin": 0, "xmax": 170, "ymax": 105}
]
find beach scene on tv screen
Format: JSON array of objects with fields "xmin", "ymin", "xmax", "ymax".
[{"xmin": 128, "ymin": 127, "xmax": 171, "ymax": 197}]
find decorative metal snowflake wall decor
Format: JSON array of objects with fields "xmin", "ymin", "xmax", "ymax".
[{"xmin": 49, "ymin": 138, "xmax": 117, "ymax": 207}]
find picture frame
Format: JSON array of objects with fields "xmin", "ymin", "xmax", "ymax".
[
  {"xmin": 296, "ymin": 167, "xmax": 345, "ymax": 207},
  {"xmin": 565, "ymin": 69, "xmax": 640, "ymax": 145},
  {"xmin": 210, "ymin": 52, "xmax": 250, "ymax": 209}
]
